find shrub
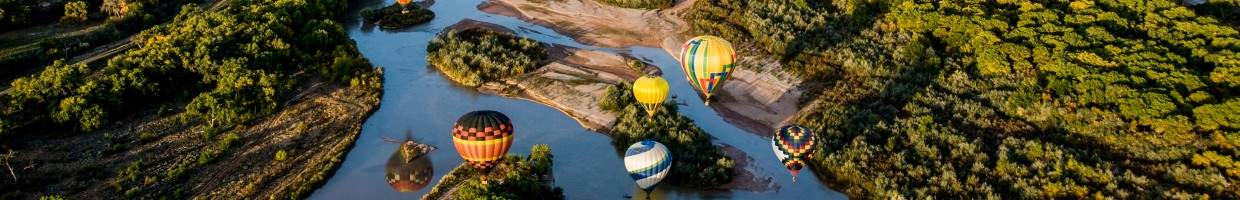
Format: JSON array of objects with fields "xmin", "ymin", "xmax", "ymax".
[
  {"xmin": 61, "ymin": 1, "xmax": 88, "ymax": 23},
  {"xmin": 451, "ymin": 145, "xmax": 564, "ymax": 199},
  {"xmin": 596, "ymin": 0, "xmax": 672, "ymax": 9},
  {"xmin": 275, "ymin": 149, "xmax": 288, "ymax": 161},
  {"xmin": 426, "ymin": 28, "xmax": 548, "ymax": 87}
]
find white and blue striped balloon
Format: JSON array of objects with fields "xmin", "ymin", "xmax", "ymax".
[{"xmin": 624, "ymin": 140, "xmax": 673, "ymax": 191}]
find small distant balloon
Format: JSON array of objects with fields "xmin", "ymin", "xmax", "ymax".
[
  {"xmin": 624, "ymin": 140, "xmax": 672, "ymax": 192},
  {"xmin": 771, "ymin": 125, "xmax": 816, "ymax": 182},
  {"xmin": 632, "ymin": 75, "xmax": 670, "ymax": 117},
  {"xmin": 450, "ymin": 110, "xmax": 514, "ymax": 170},
  {"xmin": 678, "ymin": 35, "xmax": 736, "ymax": 105}
]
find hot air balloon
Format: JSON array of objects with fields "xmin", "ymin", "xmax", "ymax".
[
  {"xmin": 396, "ymin": 0, "xmax": 412, "ymax": 13},
  {"xmin": 451, "ymin": 110, "xmax": 514, "ymax": 170},
  {"xmin": 632, "ymin": 76, "xmax": 670, "ymax": 117},
  {"xmin": 772, "ymin": 125, "xmax": 816, "ymax": 182},
  {"xmin": 624, "ymin": 140, "xmax": 672, "ymax": 192},
  {"xmin": 385, "ymin": 150, "xmax": 433, "ymax": 192},
  {"xmin": 678, "ymin": 35, "xmax": 736, "ymax": 105}
]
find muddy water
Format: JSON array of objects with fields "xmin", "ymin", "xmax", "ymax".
[{"xmin": 309, "ymin": 0, "xmax": 846, "ymax": 199}]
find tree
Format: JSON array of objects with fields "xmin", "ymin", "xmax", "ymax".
[
  {"xmin": 426, "ymin": 28, "xmax": 547, "ymax": 87},
  {"xmin": 100, "ymin": 0, "xmax": 129, "ymax": 18},
  {"xmin": 61, "ymin": 1, "xmax": 87, "ymax": 23}
]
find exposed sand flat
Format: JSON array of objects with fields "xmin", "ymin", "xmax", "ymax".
[
  {"xmin": 479, "ymin": 0, "xmax": 692, "ymax": 48},
  {"xmin": 486, "ymin": 46, "xmax": 634, "ymax": 131},
  {"xmin": 482, "ymin": 0, "xmax": 806, "ymax": 137}
]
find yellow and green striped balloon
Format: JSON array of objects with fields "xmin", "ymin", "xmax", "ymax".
[
  {"xmin": 632, "ymin": 76, "xmax": 669, "ymax": 117},
  {"xmin": 678, "ymin": 35, "xmax": 736, "ymax": 105}
]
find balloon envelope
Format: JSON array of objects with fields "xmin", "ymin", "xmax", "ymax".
[
  {"xmin": 385, "ymin": 150, "xmax": 433, "ymax": 192},
  {"xmin": 624, "ymin": 140, "xmax": 672, "ymax": 191},
  {"xmin": 632, "ymin": 76, "xmax": 670, "ymax": 116},
  {"xmin": 772, "ymin": 125, "xmax": 816, "ymax": 179},
  {"xmin": 397, "ymin": 0, "xmax": 411, "ymax": 6},
  {"xmin": 678, "ymin": 35, "xmax": 736, "ymax": 104},
  {"xmin": 451, "ymin": 110, "xmax": 514, "ymax": 170}
]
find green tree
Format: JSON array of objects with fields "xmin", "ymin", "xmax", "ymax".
[
  {"xmin": 61, "ymin": 1, "xmax": 88, "ymax": 23},
  {"xmin": 426, "ymin": 28, "xmax": 548, "ymax": 87}
]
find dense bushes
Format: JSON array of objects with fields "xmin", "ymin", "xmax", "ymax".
[
  {"xmin": 0, "ymin": 0, "xmax": 53, "ymax": 29},
  {"xmin": 426, "ymin": 28, "xmax": 547, "ymax": 87},
  {"xmin": 689, "ymin": 0, "xmax": 1240, "ymax": 198},
  {"xmin": 1, "ymin": 0, "xmax": 377, "ymax": 137},
  {"xmin": 359, "ymin": 3, "xmax": 434, "ymax": 30},
  {"xmin": 595, "ymin": 0, "xmax": 672, "ymax": 9},
  {"xmin": 61, "ymin": 1, "xmax": 88, "ymax": 23},
  {"xmin": 600, "ymin": 84, "xmax": 735, "ymax": 188},
  {"xmin": 432, "ymin": 144, "xmax": 564, "ymax": 200}
]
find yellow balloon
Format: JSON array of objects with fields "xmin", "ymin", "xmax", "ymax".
[
  {"xmin": 679, "ymin": 35, "xmax": 736, "ymax": 105},
  {"xmin": 632, "ymin": 76, "xmax": 670, "ymax": 117}
]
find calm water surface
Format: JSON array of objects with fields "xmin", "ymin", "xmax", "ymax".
[{"xmin": 309, "ymin": 0, "xmax": 847, "ymax": 199}]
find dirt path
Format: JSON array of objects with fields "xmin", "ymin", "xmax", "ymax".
[{"xmin": 0, "ymin": 22, "xmax": 104, "ymax": 47}]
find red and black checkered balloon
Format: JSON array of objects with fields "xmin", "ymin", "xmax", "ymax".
[{"xmin": 450, "ymin": 110, "xmax": 514, "ymax": 170}]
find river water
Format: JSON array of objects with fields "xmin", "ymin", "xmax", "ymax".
[{"xmin": 309, "ymin": 0, "xmax": 847, "ymax": 199}]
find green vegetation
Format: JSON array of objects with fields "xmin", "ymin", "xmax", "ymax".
[
  {"xmin": 595, "ymin": 0, "xmax": 672, "ymax": 9},
  {"xmin": 1, "ymin": 0, "xmax": 379, "ymax": 136},
  {"xmin": 1189, "ymin": 0, "xmax": 1239, "ymax": 26},
  {"xmin": 275, "ymin": 149, "xmax": 288, "ymax": 161},
  {"xmin": 1, "ymin": 0, "xmax": 50, "ymax": 29},
  {"xmin": 689, "ymin": 0, "xmax": 1240, "ymax": 198},
  {"xmin": 37, "ymin": 195, "xmax": 65, "ymax": 200},
  {"xmin": 1, "ymin": 0, "xmax": 380, "ymax": 197},
  {"xmin": 2, "ymin": 0, "xmax": 190, "ymax": 82},
  {"xmin": 61, "ymin": 1, "xmax": 88, "ymax": 23},
  {"xmin": 424, "ymin": 144, "xmax": 564, "ymax": 200},
  {"xmin": 360, "ymin": 3, "xmax": 434, "ymax": 30},
  {"xmin": 427, "ymin": 28, "xmax": 547, "ymax": 87},
  {"xmin": 599, "ymin": 84, "xmax": 735, "ymax": 188}
]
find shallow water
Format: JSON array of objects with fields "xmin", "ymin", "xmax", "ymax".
[{"xmin": 309, "ymin": 0, "xmax": 847, "ymax": 199}]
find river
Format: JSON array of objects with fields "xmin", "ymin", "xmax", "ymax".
[{"xmin": 309, "ymin": 0, "xmax": 847, "ymax": 199}]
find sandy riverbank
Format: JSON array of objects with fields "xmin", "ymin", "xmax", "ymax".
[
  {"xmin": 478, "ymin": 0, "xmax": 690, "ymax": 48},
  {"xmin": 480, "ymin": 0, "xmax": 806, "ymax": 137}
]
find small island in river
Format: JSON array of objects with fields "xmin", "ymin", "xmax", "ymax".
[
  {"xmin": 421, "ymin": 144, "xmax": 563, "ymax": 200},
  {"xmin": 361, "ymin": 1, "xmax": 436, "ymax": 30}
]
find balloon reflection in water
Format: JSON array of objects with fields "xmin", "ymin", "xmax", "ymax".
[{"xmin": 383, "ymin": 134, "xmax": 436, "ymax": 193}]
